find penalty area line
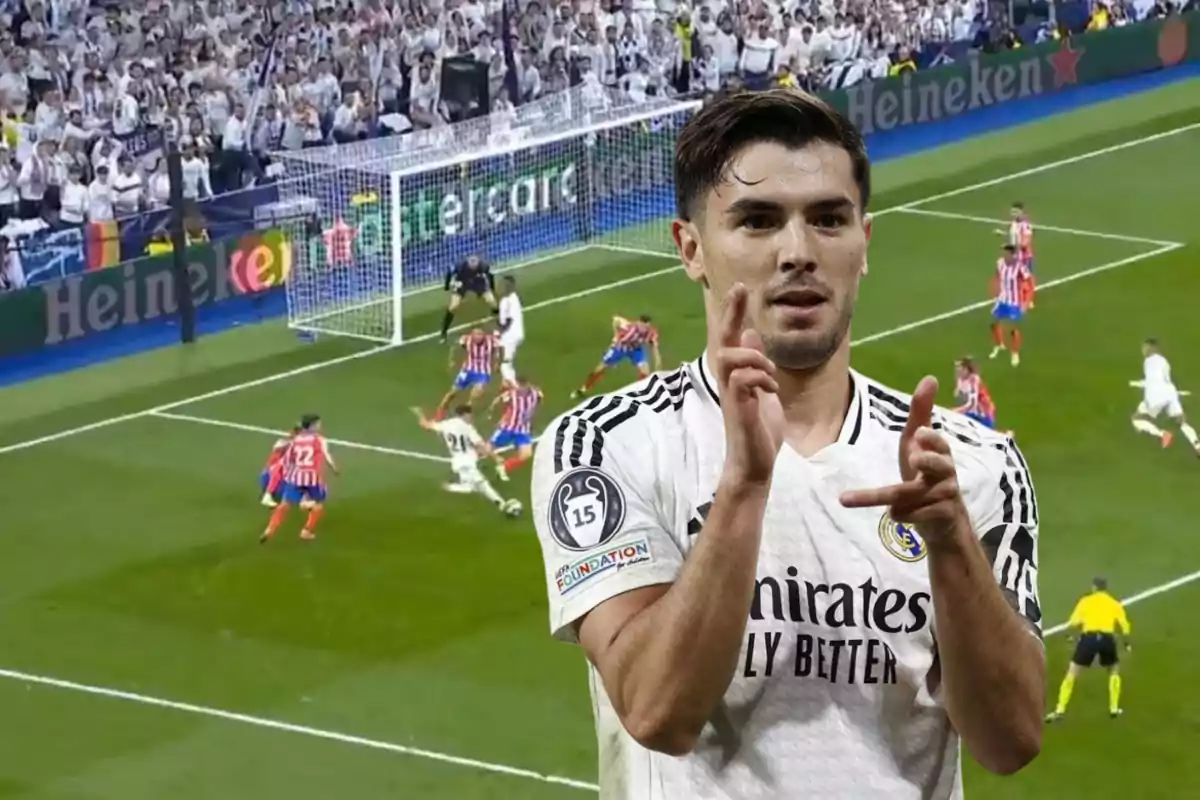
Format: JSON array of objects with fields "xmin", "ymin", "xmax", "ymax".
[{"xmin": 149, "ymin": 411, "xmax": 451, "ymax": 463}]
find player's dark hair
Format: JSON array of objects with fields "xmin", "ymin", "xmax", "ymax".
[
  {"xmin": 300, "ymin": 414, "xmax": 320, "ymax": 429},
  {"xmin": 957, "ymin": 357, "xmax": 976, "ymax": 373},
  {"xmin": 1093, "ymin": 576, "xmax": 1108, "ymax": 591},
  {"xmin": 674, "ymin": 88, "xmax": 870, "ymax": 222},
  {"xmin": 455, "ymin": 404, "xmax": 473, "ymax": 416},
  {"xmin": 639, "ymin": 314, "xmax": 652, "ymax": 323},
  {"xmin": 504, "ymin": 275, "xmax": 516, "ymax": 287},
  {"xmin": 1144, "ymin": 337, "xmax": 1159, "ymax": 347},
  {"xmin": 290, "ymin": 426, "xmax": 301, "ymax": 435},
  {"xmin": 1013, "ymin": 201, "xmax": 1025, "ymax": 210},
  {"xmin": 1003, "ymin": 244, "xmax": 1017, "ymax": 253}
]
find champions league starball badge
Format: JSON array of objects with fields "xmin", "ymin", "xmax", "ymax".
[{"xmin": 548, "ymin": 468, "xmax": 627, "ymax": 551}]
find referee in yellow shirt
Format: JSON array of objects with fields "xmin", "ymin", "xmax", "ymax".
[{"xmin": 1047, "ymin": 577, "xmax": 1131, "ymax": 722}]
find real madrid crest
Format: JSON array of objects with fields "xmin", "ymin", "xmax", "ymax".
[
  {"xmin": 878, "ymin": 513, "xmax": 927, "ymax": 563},
  {"xmin": 548, "ymin": 467, "xmax": 627, "ymax": 551}
]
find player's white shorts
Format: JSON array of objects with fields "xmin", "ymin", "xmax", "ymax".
[
  {"xmin": 451, "ymin": 458, "xmax": 486, "ymax": 486},
  {"xmin": 1138, "ymin": 388, "xmax": 1184, "ymax": 420},
  {"xmin": 500, "ymin": 332, "xmax": 523, "ymax": 361}
]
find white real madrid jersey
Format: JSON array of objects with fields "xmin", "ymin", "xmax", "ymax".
[
  {"xmin": 1143, "ymin": 353, "xmax": 1174, "ymax": 394},
  {"xmin": 499, "ymin": 294, "xmax": 524, "ymax": 339},
  {"xmin": 433, "ymin": 417, "xmax": 483, "ymax": 467},
  {"xmin": 531, "ymin": 355, "xmax": 1043, "ymax": 800}
]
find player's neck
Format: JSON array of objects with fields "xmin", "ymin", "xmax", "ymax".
[{"xmin": 775, "ymin": 347, "xmax": 854, "ymax": 457}]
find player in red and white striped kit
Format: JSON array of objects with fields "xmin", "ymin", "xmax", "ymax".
[
  {"xmin": 989, "ymin": 245, "xmax": 1031, "ymax": 367},
  {"xmin": 953, "ymin": 358, "xmax": 998, "ymax": 430},
  {"xmin": 261, "ymin": 414, "xmax": 339, "ymax": 543},
  {"xmin": 489, "ymin": 376, "xmax": 543, "ymax": 481},
  {"xmin": 996, "ymin": 203, "xmax": 1036, "ymax": 310},
  {"xmin": 436, "ymin": 328, "xmax": 500, "ymax": 419},
  {"xmin": 1010, "ymin": 203, "xmax": 1036, "ymax": 310},
  {"xmin": 570, "ymin": 315, "xmax": 662, "ymax": 398}
]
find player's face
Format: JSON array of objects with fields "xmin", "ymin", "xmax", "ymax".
[
  {"xmin": 955, "ymin": 364, "xmax": 967, "ymax": 380},
  {"xmin": 674, "ymin": 140, "xmax": 871, "ymax": 371},
  {"xmin": 1010, "ymin": 206, "xmax": 1022, "ymax": 220}
]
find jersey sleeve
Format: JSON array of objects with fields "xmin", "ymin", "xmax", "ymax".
[
  {"xmin": 532, "ymin": 409, "xmax": 685, "ymax": 643},
  {"xmin": 953, "ymin": 428, "xmax": 1044, "ymax": 639}
]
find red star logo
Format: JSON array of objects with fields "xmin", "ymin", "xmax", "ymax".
[
  {"xmin": 322, "ymin": 218, "xmax": 357, "ymax": 267},
  {"xmin": 1047, "ymin": 40, "xmax": 1084, "ymax": 88}
]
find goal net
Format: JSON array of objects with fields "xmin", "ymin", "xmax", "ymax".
[{"xmin": 272, "ymin": 88, "xmax": 702, "ymax": 345}]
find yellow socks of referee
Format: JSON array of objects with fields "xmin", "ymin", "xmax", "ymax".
[
  {"xmin": 1109, "ymin": 674, "xmax": 1122, "ymax": 714},
  {"xmin": 1055, "ymin": 673, "xmax": 1076, "ymax": 715}
]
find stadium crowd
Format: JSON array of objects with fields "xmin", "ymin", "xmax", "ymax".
[{"xmin": 0, "ymin": 0, "xmax": 1194, "ymax": 287}]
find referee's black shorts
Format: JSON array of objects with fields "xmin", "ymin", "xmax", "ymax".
[
  {"xmin": 451, "ymin": 277, "xmax": 491, "ymax": 298},
  {"xmin": 1072, "ymin": 632, "xmax": 1119, "ymax": 668}
]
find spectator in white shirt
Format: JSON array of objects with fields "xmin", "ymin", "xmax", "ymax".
[
  {"xmin": 0, "ymin": 145, "xmax": 18, "ymax": 229},
  {"xmin": 110, "ymin": 157, "xmax": 144, "ymax": 218},
  {"xmin": 58, "ymin": 166, "xmax": 88, "ymax": 225},
  {"xmin": 146, "ymin": 158, "xmax": 171, "ymax": 208},
  {"xmin": 16, "ymin": 140, "xmax": 53, "ymax": 220},
  {"xmin": 87, "ymin": 164, "xmax": 115, "ymax": 223},
  {"xmin": 739, "ymin": 21, "xmax": 780, "ymax": 88},
  {"xmin": 517, "ymin": 48, "xmax": 543, "ymax": 104},
  {"xmin": 180, "ymin": 140, "xmax": 213, "ymax": 201}
]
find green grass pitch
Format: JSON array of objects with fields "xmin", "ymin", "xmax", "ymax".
[{"xmin": 1, "ymin": 79, "xmax": 1199, "ymax": 798}]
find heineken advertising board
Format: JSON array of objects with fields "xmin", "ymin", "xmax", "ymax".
[{"xmin": 825, "ymin": 13, "xmax": 1198, "ymax": 134}]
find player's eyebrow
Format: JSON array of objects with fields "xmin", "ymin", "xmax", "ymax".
[
  {"xmin": 724, "ymin": 196, "xmax": 857, "ymax": 218},
  {"xmin": 723, "ymin": 197, "xmax": 784, "ymax": 218},
  {"xmin": 805, "ymin": 196, "xmax": 858, "ymax": 215}
]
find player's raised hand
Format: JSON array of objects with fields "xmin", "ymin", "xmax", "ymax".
[
  {"xmin": 715, "ymin": 283, "xmax": 784, "ymax": 486},
  {"xmin": 839, "ymin": 376, "xmax": 970, "ymax": 544}
]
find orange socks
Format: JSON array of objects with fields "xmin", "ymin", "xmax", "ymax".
[
  {"xmin": 266, "ymin": 503, "xmax": 289, "ymax": 534},
  {"xmin": 583, "ymin": 369, "xmax": 605, "ymax": 392},
  {"xmin": 304, "ymin": 507, "xmax": 324, "ymax": 533},
  {"xmin": 503, "ymin": 456, "xmax": 528, "ymax": 473}
]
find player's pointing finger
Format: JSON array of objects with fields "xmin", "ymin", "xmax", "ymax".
[{"xmin": 720, "ymin": 283, "xmax": 749, "ymax": 349}]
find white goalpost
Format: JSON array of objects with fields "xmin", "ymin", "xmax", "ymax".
[{"xmin": 271, "ymin": 88, "xmax": 703, "ymax": 345}]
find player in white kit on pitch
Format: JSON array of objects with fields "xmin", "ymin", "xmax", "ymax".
[
  {"xmin": 498, "ymin": 276, "xmax": 525, "ymax": 386},
  {"xmin": 1131, "ymin": 338, "xmax": 1200, "ymax": 455},
  {"xmin": 412, "ymin": 405, "xmax": 519, "ymax": 514},
  {"xmin": 531, "ymin": 90, "xmax": 1045, "ymax": 800}
]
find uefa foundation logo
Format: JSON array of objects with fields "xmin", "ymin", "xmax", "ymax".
[
  {"xmin": 229, "ymin": 229, "xmax": 294, "ymax": 294},
  {"xmin": 547, "ymin": 467, "xmax": 627, "ymax": 551},
  {"xmin": 878, "ymin": 512, "xmax": 928, "ymax": 563}
]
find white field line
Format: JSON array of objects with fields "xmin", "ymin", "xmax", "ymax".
[
  {"xmin": 1043, "ymin": 569, "xmax": 1200, "ymax": 636},
  {"xmin": 894, "ymin": 208, "xmax": 1183, "ymax": 248},
  {"xmin": 893, "ymin": 122, "xmax": 1200, "ymax": 214},
  {"xmin": 158, "ymin": 241, "xmax": 1185, "ymax": 463},
  {"xmin": 1, "ymin": 123, "xmax": 1195, "ymax": 458},
  {"xmin": 851, "ymin": 243, "xmax": 1183, "ymax": 347},
  {"xmin": 0, "ymin": 666, "xmax": 600, "ymax": 792},
  {"xmin": 0, "ymin": 567, "xmax": 1196, "ymax": 793},
  {"xmin": 0, "ymin": 262, "xmax": 680, "ymax": 456},
  {"xmin": 150, "ymin": 411, "xmax": 451, "ymax": 463}
]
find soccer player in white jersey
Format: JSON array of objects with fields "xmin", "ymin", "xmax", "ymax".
[
  {"xmin": 531, "ymin": 89, "xmax": 1044, "ymax": 800},
  {"xmin": 1131, "ymin": 338, "xmax": 1200, "ymax": 455},
  {"xmin": 497, "ymin": 276, "xmax": 525, "ymax": 386},
  {"xmin": 411, "ymin": 405, "xmax": 517, "ymax": 514}
]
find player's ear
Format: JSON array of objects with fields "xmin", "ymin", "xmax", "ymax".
[
  {"xmin": 860, "ymin": 213, "xmax": 872, "ymax": 277},
  {"xmin": 673, "ymin": 218, "xmax": 708, "ymax": 288}
]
